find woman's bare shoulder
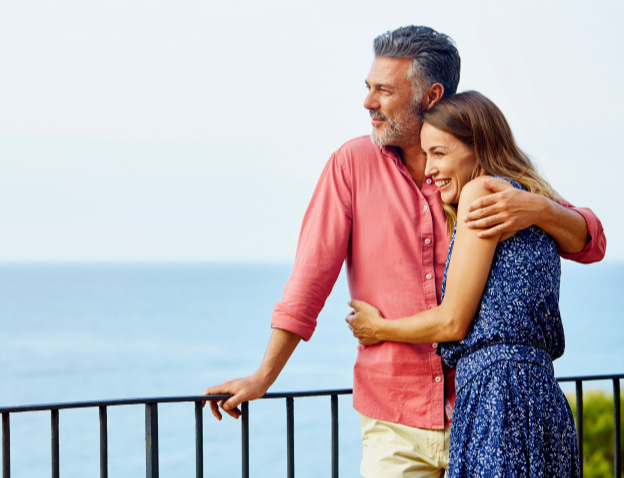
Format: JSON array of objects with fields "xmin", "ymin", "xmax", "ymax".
[{"xmin": 458, "ymin": 176, "xmax": 492, "ymax": 206}]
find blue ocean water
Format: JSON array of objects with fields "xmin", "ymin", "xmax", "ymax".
[{"xmin": 0, "ymin": 261, "xmax": 622, "ymax": 477}]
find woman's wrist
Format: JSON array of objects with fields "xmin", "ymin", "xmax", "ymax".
[{"xmin": 376, "ymin": 318, "xmax": 394, "ymax": 342}]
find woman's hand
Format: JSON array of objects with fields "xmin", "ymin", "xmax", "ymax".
[{"xmin": 345, "ymin": 299, "xmax": 386, "ymax": 346}]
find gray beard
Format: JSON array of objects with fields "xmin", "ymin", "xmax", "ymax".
[{"xmin": 370, "ymin": 102, "xmax": 423, "ymax": 147}]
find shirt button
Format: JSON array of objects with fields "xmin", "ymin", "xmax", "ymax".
[
  {"xmin": 435, "ymin": 376, "xmax": 441, "ymax": 383},
  {"xmin": 423, "ymin": 205, "xmax": 428, "ymax": 211},
  {"xmin": 432, "ymin": 343, "xmax": 438, "ymax": 348},
  {"xmin": 426, "ymin": 273, "xmax": 432, "ymax": 280},
  {"xmin": 426, "ymin": 178, "xmax": 432, "ymax": 184},
  {"xmin": 424, "ymin": 238, "xmax": 431, "ymax": 245}
]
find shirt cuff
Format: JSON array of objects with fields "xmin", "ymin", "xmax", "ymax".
[
  {"xmin": 559, "ymin": 206, "xmax": 606, "ymax": 264},
  {"xmin": 271, "ymin": 302, "xmax": 317, "ymax": 341}
]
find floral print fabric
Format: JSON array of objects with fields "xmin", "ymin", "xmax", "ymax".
[{"xmin": 440, "ymin": 178, "xmax": 580, "ymax": 477}]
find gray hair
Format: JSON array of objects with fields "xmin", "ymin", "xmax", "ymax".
[{"xmin": 374, "ymin": 26, "xmax": 461, "ymax": 98}]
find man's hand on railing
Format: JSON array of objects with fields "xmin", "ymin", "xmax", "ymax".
[
  {"xmin": 203, "ymin": 372, "xmax": 270, "ymax": 420},
  {"xmin": 203, "ymin": 328, "xmax": 302, "ymax": 420}
]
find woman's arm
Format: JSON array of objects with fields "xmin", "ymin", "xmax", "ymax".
[{"xmin": 347, "ymin": 179, "xmax": 501, "ymax": 345}]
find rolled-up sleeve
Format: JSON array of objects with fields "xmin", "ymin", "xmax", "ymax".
[
  {"xmin": 271, "ymin": 152, "xmax": 353, "ymax": 341},
  {"xmin": 559, "ymin": 203, "xmax": 606, "ymax": 264}
]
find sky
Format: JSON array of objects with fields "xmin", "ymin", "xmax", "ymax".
[{"xmin": 1, "ymin": 0, "xmax": 622, "ymax": 263}]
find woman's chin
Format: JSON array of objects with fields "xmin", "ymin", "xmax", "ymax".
[{"xmin": 440, "ymin": 192, "xmax": 458, "ymax": 205}]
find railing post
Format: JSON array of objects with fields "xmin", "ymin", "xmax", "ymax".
[
  {"xmin": 575, "ymin": 380, "xmax": 583, "ymax": 476},
  {"xmin": 241, "ymin": 402, "xmax": 249, "ymax": 478},
  {"xmin": 194, "ymin": 401, "xmax": 203, "ymax": 478},
  {"xmin": 614, "ymin": 378, "xmax": 621, "ymax": 478},
  {"xmin": 51, "ymin": 409, "xmax": 59, "ymax": 478},
  {"xmin": 286, "ymin": 397, "xmax": 294, "ymax": 478},
  {"xmin": 99, "ymin": 406, "xmax": 108, "ymax": 478},
  {"xmin": 331, "ymin": 394, "xmax": 339, "ymax": 478},
  {"xmin": 2, "ymin": 413, "xmax": 9, "ymax": 478},
  {"xmin": 145, "ymin": 403, "xmax": 159, "ymax": 478}
]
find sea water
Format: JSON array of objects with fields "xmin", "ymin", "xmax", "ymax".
[{"xmin": 0, "ymin": 261, "xmax": 622, "ymax": 477}]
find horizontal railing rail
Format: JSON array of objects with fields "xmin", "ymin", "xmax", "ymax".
[{"xmin": 0, "ymin": 376, "xmax": 621, "ymax": 477}]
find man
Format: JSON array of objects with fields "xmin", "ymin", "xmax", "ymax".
[{"xmin": 205, "ymin": 26, "xmax": 605, "ymax": 477}]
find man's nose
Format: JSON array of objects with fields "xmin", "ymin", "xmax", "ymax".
[{"xmin": 363, "ymin": 91, "xmax": 379, "ymax": 111}]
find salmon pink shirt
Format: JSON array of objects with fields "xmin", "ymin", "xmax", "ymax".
[{"xmin": 271, "ymin": 136, "xmax": 606, "ymax": 430}]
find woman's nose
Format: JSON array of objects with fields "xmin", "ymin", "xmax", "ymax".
[{"xmin": 424, "ymin": 158, "xmax": 437, "ymax": 177}]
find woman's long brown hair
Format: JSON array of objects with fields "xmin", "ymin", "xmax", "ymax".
[{"xmin": 422, "ymin": 90, "xmax": 555, "ymax": 234}]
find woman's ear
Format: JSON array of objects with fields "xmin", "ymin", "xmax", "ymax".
[{"xmin": 421, "ymin": 83, "xmax": 444, "ymax": 111}]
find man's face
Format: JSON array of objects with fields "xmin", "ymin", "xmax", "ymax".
[{"xmin": 364, "ymin": 56, "xmax": 424, "ymax": 148}]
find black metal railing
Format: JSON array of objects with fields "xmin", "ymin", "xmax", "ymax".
[
  {"xmin": 0, "ymin": 375, "xmax": 621, "ymax": 478},
  {"xmin": 558, "ymin": 374, "xmax": 623, "ymax": 477},
  {"xmin": 0, "ymin": 389, "xmax": 352, "ymax": 478}
]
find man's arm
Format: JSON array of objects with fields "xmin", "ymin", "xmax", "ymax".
[
  {"xmin": 203, "ymin": 328, "xmax": 302, "ymax": 420},
  {"xmin": 464, "ymin": 176, "xmax": 606, "ymax": 262},
  {"xmin": 204, "ymin": 149, "xmax": 354, "ymax": 419}
]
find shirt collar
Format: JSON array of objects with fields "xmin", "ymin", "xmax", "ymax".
[{"xmin": 378, "ymin": 144, "xmax": 402, "ymax": 165}]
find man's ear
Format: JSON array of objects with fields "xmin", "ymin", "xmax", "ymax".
[{"xmin": 421, "ymin": 83, "xmax": 444, "ymax": 111}]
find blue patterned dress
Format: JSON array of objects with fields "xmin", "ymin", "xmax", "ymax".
[{"xmin": 440, "ymin": 178, "xmax": 580, "ymax": 477}]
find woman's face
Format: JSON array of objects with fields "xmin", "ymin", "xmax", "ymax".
[{"xmin": 421, "ymin": 122, "xmax": 481, "ymax": 204}]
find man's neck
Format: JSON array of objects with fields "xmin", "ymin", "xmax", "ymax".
[{"xmin": 397, "ymin": 142, "xmax": 427, "ymax": 188}]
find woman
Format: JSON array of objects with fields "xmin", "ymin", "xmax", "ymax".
[{"xmin": 346, "ymin": 91, "xmax": 580, "ymax": 477}]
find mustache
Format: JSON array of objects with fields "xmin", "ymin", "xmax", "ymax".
[{"xmin": 370, "ymin": 111, "xmax": 389, "ymax": 121}]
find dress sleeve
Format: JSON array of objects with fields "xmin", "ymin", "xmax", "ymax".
[
  {"xmin": 557, "ymin": 199, "xmax": 606, "ymax": 264},
  {"xmin": 270, "ymin": 152, "xmax": 353, "ymax": 340}
]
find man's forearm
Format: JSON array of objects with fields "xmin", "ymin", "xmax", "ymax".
[
  {"xmin": 535, "ymin": 195, "xmax": 589, "ymax": 254},
  {"xmin": 255, "ymin": 328, "xmax": 302, "ymax": 388},
  {"xmin": 465, "ymin": 177, "xmax": 593, "ymax": 254}
]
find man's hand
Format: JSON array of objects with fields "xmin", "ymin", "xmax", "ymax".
[
  {"xmin": 203, "ymin": 328, "xmax": 302, "ymax": 421},
  {"xmin": 464, "ymin": 176, "xmax": 546, "ymax": 239},
  {"xmin": 203, "ymin": 373, "xmax": 269, "ymax": 420}
]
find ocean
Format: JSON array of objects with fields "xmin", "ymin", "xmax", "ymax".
[{"xmin": 1, "ymin": 260, "xmax": 622, "ymax": 477}]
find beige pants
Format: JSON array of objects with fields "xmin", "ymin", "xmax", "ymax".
[{"xmin": 360, "ymin": 415, "xmax": 450, "ymax": 478}]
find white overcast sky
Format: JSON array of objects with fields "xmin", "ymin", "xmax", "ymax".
[{"xmin": 1, "ymin": 0, "xmax": 622, "ymax": 262}]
